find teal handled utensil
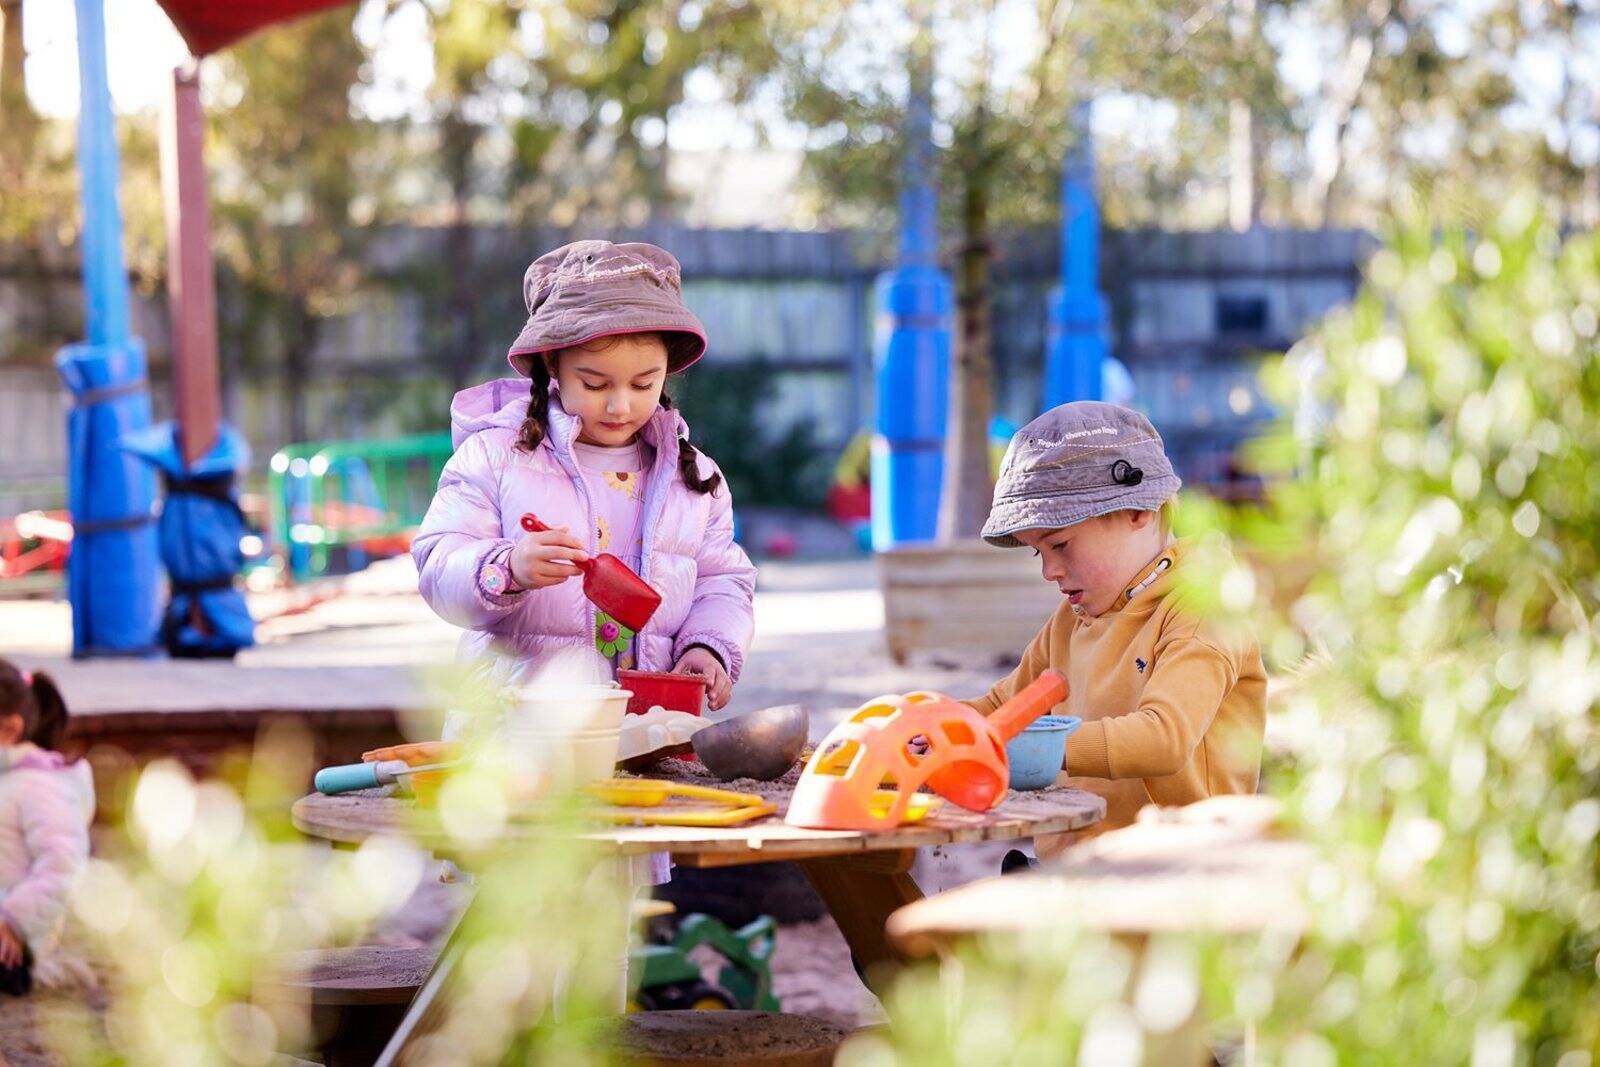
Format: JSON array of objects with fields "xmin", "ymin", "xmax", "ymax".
[{"xmin": 315, "ymin": 759, "xmax": 457, "ymax": 795}]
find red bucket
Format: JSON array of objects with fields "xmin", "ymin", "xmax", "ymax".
[{"xmin": 618, "ymin": 669, "xmax": 707, "ymax": 717}]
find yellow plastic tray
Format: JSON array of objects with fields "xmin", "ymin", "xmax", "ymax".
[{"xmin": 585, "ymin": 778, "xmax": 778, "ymax": 828}]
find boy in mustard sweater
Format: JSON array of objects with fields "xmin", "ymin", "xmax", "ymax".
[{"xmin": 969, "ymin": 402, "xmax": 1266, "ymax": 856}]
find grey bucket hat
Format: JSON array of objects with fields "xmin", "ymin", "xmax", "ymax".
[
  {"xmin": 983, "ymin": 401, "xmax": 1182, "ymax": 548},
  {"xmin": 507, "ymin": 240, "xmax": 708, "ymax": 376}
]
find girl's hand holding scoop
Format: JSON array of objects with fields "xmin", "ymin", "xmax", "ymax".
[
  {"xmin": 673, "ymin": 646, "xmax": 731, "ymax": 710},
  {"xmin": 510, "ymin": 525, "xmax": 589, "ymax": 589}
]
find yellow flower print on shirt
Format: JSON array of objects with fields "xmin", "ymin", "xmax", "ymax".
[
  {"xmin": 596, "ymin": 515, "xmax": 612, "ymax": 550},
  {"xmin": 603, "ymin": 469, "xmax": 640, "ymax": 499}
]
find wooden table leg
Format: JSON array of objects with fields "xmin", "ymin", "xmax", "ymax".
[
  {"xmin": 797, "ymin": 849, "xmax": 922, "ymax": 992},
  {"xmin": 373, "ymin": 887, "xmax": 473, "ymax": 1067}
]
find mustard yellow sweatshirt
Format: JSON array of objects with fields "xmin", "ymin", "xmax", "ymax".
[{"xmin": 968, "ymin": 541, "xmax": 1266, "ymax": 843}]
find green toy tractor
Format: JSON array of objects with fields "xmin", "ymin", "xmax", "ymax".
[{"xmin": 629, "ymin": 911, "xmax": 780, "ymax": 1013}]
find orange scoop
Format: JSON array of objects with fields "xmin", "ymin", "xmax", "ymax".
[
  {"xmin": 926, "ymin": 669, "xmax": 1067, "ymax": 810},
  {"xmin": 521, "ymin": 512, "xmax": 662, "ymax": 632},
  {"xmin": 785, "ymin": 670, "xmax": 1069, "ymax": 830}
]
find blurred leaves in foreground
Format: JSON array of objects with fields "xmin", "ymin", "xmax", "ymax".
[
  {"xmin": 843, "ymin": 190, "xmax": 1599, "ymax": 1065},
  {"xmin": 44, "ymin": 670, "xmax": 630, "ymax": 1066}
]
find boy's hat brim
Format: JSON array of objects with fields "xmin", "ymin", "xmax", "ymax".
[
  {"xmin": 507, "ymin": 240, "xmax": 708, "ymax": 376},
  {"xmin": 982, "ymin": 401, "xmax": 1182, "ymax": 547}
]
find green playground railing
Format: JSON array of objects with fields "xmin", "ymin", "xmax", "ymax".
[{"xmin": 268, "ymin": 432, "xmax": 453, "ymax": 582}]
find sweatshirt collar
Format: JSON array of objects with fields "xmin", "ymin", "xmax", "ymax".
[{"xmin": 1107, "ymin": 539, "xmax": 1184, "ymax": 614}]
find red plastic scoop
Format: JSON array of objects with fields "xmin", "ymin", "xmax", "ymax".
[{"xmin": 520, "ymin": 513, "xmax": 662, "ymax": 632}]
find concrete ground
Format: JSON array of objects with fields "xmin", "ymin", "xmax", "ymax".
[{"xmin": 1, "ymin": 554, "xmax": 1009, "ymax": 738}]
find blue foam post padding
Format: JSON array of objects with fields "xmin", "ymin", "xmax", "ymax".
[
  {"xmin": 123, "ymin": 422, "xmax": 255, "ymax": 658},
  {"xmin": 56, "ymin": 339, "xmax": 161, "ymax": 657}
]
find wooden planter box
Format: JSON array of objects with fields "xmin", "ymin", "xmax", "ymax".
[{"xmin": 877, "ymin": 540, "xmax": 1061, "ymax": 665}]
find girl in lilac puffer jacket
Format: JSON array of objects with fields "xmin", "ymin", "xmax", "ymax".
[
  {"xmin": 413, "ymin": 240, "xmax": 756, "ymax": 710},
  {"xmin": 0, "ymin": 660, "xmax": 93, "ymax": 996}
]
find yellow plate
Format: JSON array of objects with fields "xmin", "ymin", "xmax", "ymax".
[
  {"xmin": 588, "ymin": 778, "xmax": 767, "ymax": 808},
  {"xmin": 592, "ymin": 801, "xmax": 777, "ymax": 828},
  {"xmin": 586, "ymin": 778, "xmax": 777, "ymax": 827},
  {"xmin": 867, "ymin": 790, "xmax": 943, "ymax": 823}
]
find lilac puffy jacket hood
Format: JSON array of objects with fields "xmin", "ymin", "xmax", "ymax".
[{"xmin": 412, "ymin": 379, "xmax": 756, "ymax": 685}]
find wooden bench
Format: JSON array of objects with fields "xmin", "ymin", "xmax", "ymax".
[{"xmin": 600, "ymin": 1011, "xmax": 849, "ymax": 1067}]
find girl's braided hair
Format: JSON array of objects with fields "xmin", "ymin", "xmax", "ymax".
[
  {"xmin": 0, "ymin": 659, "xmax": 68, "ymax": 752},
  {"xmin": 514, "ymin": 332, "xmax": 722, "ymax": 496}
]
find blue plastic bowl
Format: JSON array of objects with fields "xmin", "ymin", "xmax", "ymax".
[{"xmin": 1005, "ymin": 715, "xmax": 1082, "ymax": 791}]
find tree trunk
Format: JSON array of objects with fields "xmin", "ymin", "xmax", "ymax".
[
  {"xmin": 442, "ymin": 112, "xmax": 479, "ymax": 391},
  {"xmin": 284, "ymin": 299, "xmax": 318, "ymax": 444},
  {"xmin": 1227, "ymin": 0, "xmax": 1262, "ymax": 232},
  {"xmin": 937, "ymin": 162, "xmax": 996, "ymax": 542},
  {"xmin": 0, "ymin": 0, "xmax": 34, "ymax": 150},
  {"xmin": 1, "ymin": 0, "xmax": 41, "ymax": 202},
  {"xmin": 1309, "ymin": 0, "xmax": 1391, "ymax": 226},
  {"xmin": 937, "ymin": 4, "xmax": 999, "ymax": 543},
  {"xmin": 1228, "ymin": 99, "xmax": 1261, "ymax": 232}
]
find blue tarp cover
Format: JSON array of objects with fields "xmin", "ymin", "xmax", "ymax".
[
  {"xmin": 55, "ymin": 340, "xmax": 162, "ymax": 657},
  {"xmin": 123, "ymin": 422, "xmax": 255, "ymax": 658}
]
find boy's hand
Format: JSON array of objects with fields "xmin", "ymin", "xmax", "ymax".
[
  {"xmin": 672, "ymin": 646, "xmax": 731, "ymax": 710},
  {"xmin": 0, "ymin": 922, "xmax": 24, "ymax": 969},
  {"xmin": 509, "ymin": 526, "xmax": 589, "ymax": 589}
]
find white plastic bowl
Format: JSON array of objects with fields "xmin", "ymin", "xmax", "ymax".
[
  {"xmin": 504, "ymin": 728, "xmax": 621, "ymax": 787},
  {"xmin": 508, "ymin": 683, "xmax": 632, "ymax": 734}
]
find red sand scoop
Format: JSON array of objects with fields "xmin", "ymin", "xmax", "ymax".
[{"xmin": 520, "ymin": 513, "xmax": 662, "ymax": 632}]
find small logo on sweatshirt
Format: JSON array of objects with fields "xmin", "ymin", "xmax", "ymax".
[{"xmin": 1135, "ymin": 658, "xmax": 1147, "ymax": 674}]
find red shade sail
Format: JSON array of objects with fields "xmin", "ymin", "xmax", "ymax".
[{"xmin": 153, "ymin": 0, "xmax": 355, "ymax": 57}]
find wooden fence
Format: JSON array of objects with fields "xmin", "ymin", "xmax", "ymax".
[{"xmin": 0, "ymin": 224, "xmax": 1371, "ymax": 514}]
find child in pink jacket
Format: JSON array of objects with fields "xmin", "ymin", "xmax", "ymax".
[
  {"xmin": 412, "ymin": 239, "xmax": 756, "ymax": 703},
  {"xmin": 0, "ymin": 659, "xmax": 93, "ymax": 996},
  {"xmin": 413, "ymin": 241, "xmax": 757, "ymax": 1006}
]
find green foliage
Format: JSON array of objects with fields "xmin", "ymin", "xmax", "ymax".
[
  {"xmin": 204, "ymin": 7, "xmax": 373, "ymax": 439},
  {"xmin": 393, "ymin": 0, "xmax": 780, "ymax": 226},
  {"xmin": 1233, "ymin": 191, "xmax": 1600, "ymax": 1063},
  {"xmin": 672, "ymin": 360, "xmax": 830, "ymax": 508},
  {"xmin": 46, "ymin": 673, "xmax": 633, "ymax": 1065},
  {"xmin": 45, "ymin": 727, "xmax": 380, "ymax": 1063},
  {"xmin": 772, "ymin": 0, "xmax": 1075, "ymax": 234},
  {"xmin": 848, "ymin": 192, "xmax": 1600, "ymax": 1064}
]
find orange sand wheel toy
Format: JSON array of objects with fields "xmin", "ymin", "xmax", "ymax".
[{"xmin": 786, "ymin": 670, "xmax": 1068, "ymax": 831}]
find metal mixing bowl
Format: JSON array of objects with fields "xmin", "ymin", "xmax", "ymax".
[{"xmin": 691, "ymin": 704, "xmax": 810, "ymax": 781}]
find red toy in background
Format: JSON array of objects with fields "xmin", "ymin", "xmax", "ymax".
[
  {"xmin": 762, "ymin": 531, "xmax": 798, "ymax": 559},
  {"xmin": 0, "ymin": 512, "xmax": 72, "ymax": 585}
]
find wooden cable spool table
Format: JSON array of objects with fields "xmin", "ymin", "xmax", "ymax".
[
  {"xmin": 291, "ymin": 759, "xmax": 1104, "ymax": 1065},
  {"xmin": 884, "ymin": 795, "xmax": 1311, "ymax": 954},
  {"xmin": 883, "ymin": 795, "xmax": 1312, "ymax": 1067}
]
